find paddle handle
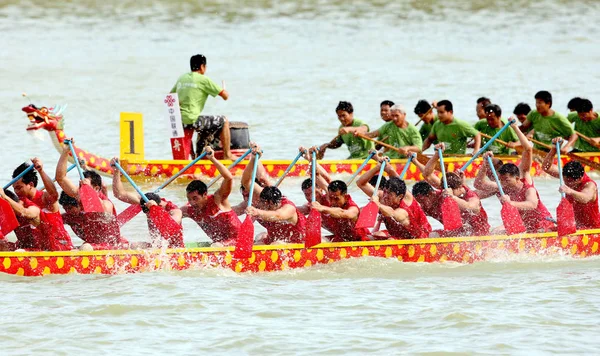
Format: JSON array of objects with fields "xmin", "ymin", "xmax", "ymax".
[
  {"xmin": 3, "ymin": 164, "xmax": 35, "ymax": 190},
  {"xmin": 556, "ymin": 140, "xmax": 566, "ymax": 198},
  {"xmin": 438, "ymin": 148, "xmax": 449, "ymax": 190},
  {"xmin": 113, "ymin": 161, "xmax": 149, "ymax": 203},
  {"xmin": 274, "ymin": 150, "xmax": 305, "ymax": 187},
  {"xmin": 486, "ymin": 155, "xmax": 506, "ymax": 197},
  {"xmin": 247, "ymin": 154, "xmax": 261, "ymax": 209},
  {"xmin": 399, "ymin": 153, "xmax": 416, "ymax": 179},
  {"xmin": 207, "ymin": 148, "xmax": 252, "ymax": 188},
  {"xmin": 576, "ymin": 132, "xmax": 600, "ymax": 149},
  {"xmin": 65, "ymin": 139, "xmax": 85, "ymax": 181},
  {"xmin": 460, "ymin": 119, "xmax": 514, "ymax": 172},
  {"xmin": 372, "ymin": 160, "xmax": 387, "ymax": 197},
  {"xmin": 311, "ymin": 151, "xmax": 317, "ymax": 203},
  {"xmin": 346, "ymin": 151, "xmax": 377, "ymax": 185},
  {"xmin": 156, "ymin": 151, "xmax": 208, "ymax": 192}
]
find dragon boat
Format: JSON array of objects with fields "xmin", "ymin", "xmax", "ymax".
[
  {"xmin": 1, "ymin": 229, "xmax": 599, "ymax": 277},
  {"xmin": 23, "ymin": 103, "xmax": 600, "ymax": 182}
]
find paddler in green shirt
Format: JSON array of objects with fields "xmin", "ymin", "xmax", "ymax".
[
  {"xmin": 473, "ymin": 104, "xmax": 519, "ymax": 155},
  {"xmin": 363, "ymin": 104, "xmax": 422, "ymax": 159},
  {"xmin": 318, "ymin": 101, "xmax": 374, "ymax": 159},
  {"xmin": 572, "ymin": 99, "xmax": 600, "ymax": 152},
  {"xmin": 519, "ymin": 91, "xmax": 577, "ymax": 153},
  {"xmin": 422, "ymin": 100, "xmax": 481, "ymax": 155},
  {"xmin": 376, "ymin": 100, "xmax": 394, "ymax": 144},
  {"xmin": 414, "ymin": 100, "xmax": 438, "ymax": 142}
]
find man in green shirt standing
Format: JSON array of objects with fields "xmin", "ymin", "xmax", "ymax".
[
  {"xmin": 363, "ymin": 104, "xmax": 422, "ymax": 158},
  {"xmin": 473, "ymin": 104, "xmax": 519, "ymax": 155},
  {"xmin": 519, "ymin": 91, "xmax": 577, "ymax": 153},
  {"xmin": 572, "ymin": 99, "xmax": 600, "ymax": 152},
  {"xmin": 171, "ymin": 54, "xmax": 233, "ymax": 160},
  {"xmin": 319, "ymin": 101, "xmax": 374, "ymax": 159},
  {"xmin": 422, "ymin": 100, "xmax": 481, "ymax": 155}
]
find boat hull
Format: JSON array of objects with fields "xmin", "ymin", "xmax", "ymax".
[{"xmin": 2, "ymin": 230, "xmax": 599, "ymax": 277}]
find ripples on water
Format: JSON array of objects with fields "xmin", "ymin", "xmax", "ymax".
[{"xmin": 2, "ymin": 0, "xmax": 600, "ymax": 354}]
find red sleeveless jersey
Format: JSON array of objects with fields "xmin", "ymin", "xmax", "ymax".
[
  {"xmin": 185, "ymin": 195, "xmax": 241, "ymax": 243},
  {"xmin": 457, "ymin": 186, "xmax": 489, "ymax": 236},
  {"xmin": 23, "ymin": 190, "xmax": 74, "ymax": 251},
  {"xmin": 382, "ymin": 198, "xmax": 431, "ymax": 239},
  {"xmin": 420, "ymin": 190, "xmax": 444, "ymax": 224},
  {"xmin": 258, "ymin": 197, "xmax": 306, "ymax": 245},
  {"xmin": 320, "ymin": 194, "xmax": 368, "ymax": 242},
  {"xmin": 146, "ymin": 198, "xmax": 184, "ymax": 248},
  {"xmin": 507, "ymin": 178, "xmax": 554, "ymax": 233},
  {"xmin": 568, "ymin": 174, "xmax": 600, "ymax": 229}
]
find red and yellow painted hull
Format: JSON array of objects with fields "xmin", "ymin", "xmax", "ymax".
[{"xmin": 2, "ymin": 230, "xmax": 599, "ymax": 277}]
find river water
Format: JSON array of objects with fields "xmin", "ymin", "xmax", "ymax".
[{"xmin": 2, "ymin": 0, "xmax": 600, "ymax": 354}]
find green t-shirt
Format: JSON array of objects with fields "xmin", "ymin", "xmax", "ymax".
[
  {"xmin": 473, "ymin": 118, "xmax": 518, "ymax": 155},
  {"xmin": 419, "ymin": 116, "xmax": 438, "ymax": 142},
  {"xmin": 567, "ymin": 111, "xmax": 579, "ymax": 123},
  {"xmin": 572, "ymin": 112, "xmax": 600, "ymax": 152},
  {"xmin": 377, "ymin": 122, "xmax": 423, "ymax": 159},
  {"xmin": 526, "ymin": 110, "xmax": 574, "ymax": 150},
  {"xmin": 430, "ymin": 118, "xmax": 479, "ymax": 154},
  {"xmin": 170, "ymin": 72, "xmax": 222, "ymax": 125},
  {"xmin": 339, "ymin": 119, "xmax": 374, "ymax": 159}
]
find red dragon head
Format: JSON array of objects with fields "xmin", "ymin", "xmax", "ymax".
[{"xmin": 22, "ymin": 104, "xmax": 63, "ymax": 131}]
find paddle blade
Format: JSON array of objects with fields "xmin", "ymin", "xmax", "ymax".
[
  {"xmin": 148, "ymin": 205, "xmax": 184, "ymax": 247},
  {"xmin": 79, "ymin": 185, "xmax": 105, "ymax": 213},
  {"xmin": 305, "ymin": 209, "xmax": 322, "ymax": 248},
  {"xmin": 234, "ymin": 216, "xmax": 254, "ymax": 259},
  {"xmin": 0, "ymin": 199, "xmax": 19, "ymax": 235},
  {"xmin": 117, "ymin": 204, "xmax": 143, "ymax": 227},
  {"xmin": 501, "ymin": 203, "xmax": 527, "ymax": 235},
  {"xmin": 557, "ymin": 198, "xmax": 577, "ymax": 237},
  {"xmin": 355, "ymin": 202, "xmax": 378, "ymax": 229},
  {"xmin": 441, "ymin": 197, "xmax": 462, "ymax": 231}
]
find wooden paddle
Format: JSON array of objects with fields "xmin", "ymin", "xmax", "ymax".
[
  {"xmin": 575, "ymin": 132, "xmax": 600, "ymax": 150},
  {"xmin": 117, "ymin": 150, "xmax": 210, "ymax": 226},
  {"xmin": 305, "ymin": 150, "xmax": 322, "ymax": 248},
  {"xmin": 346, "ymin": 151, "xmax": 377, "ymax": 185},
  {"xmin": 1, "ymin": 164, "xmax": 35, "ymax": 235},
  {"xmin": 274, "ymin": 149, "xmax": 306, "ymax": 187},
  {"xmin": 356, "ymin": 133, "xmax": 445, "ymax": 172},
  {"xmin": 234, "ymin": 152, "xmax": 261, "ymax": 259},
  {"xmin": 65, "ymin": 139, "xmax": 104, "ymax": 213},
  {"xmin": 206, "ymin": 148, "xmax": 252, "ymax": 188},
  {"xmin": 355, "ymin": 160, "xmax": 386, "ymax": 229},
  {"xmin": 112, "ymin": 160, "xmax": 183, "ymax": 243},
  {"xmin": 529, "ymin": 137, "xmax": 600, "ymax": 171},
  {"xmin": 486, "ymin": 155, "xmax": 526, "ymax": 235},
  {"xmin": 437, "ymin": 148, "xmax": 462, "ymax": 231},
  {"xmin": 459, "ymin": 119, "xmax": 515, "ymax": 172},
  {"xmin": 555, "ymin": 142, "xmax": 577, "ymax": 236}
]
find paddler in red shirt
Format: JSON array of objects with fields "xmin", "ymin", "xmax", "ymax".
[
  {"xmin": 241, "ymin": 144, "xmax": 306, "ymax": 245},
  {"xmin": 56, "ymin": 142, "xmax": 125, "ymax": 250},
  {"xmin": 181, "ymin": 146, "xmax": 241, "ymax": 246},
  {"xmin": 357, "ymin": 156, "xmax": 431, "ymax": 239},
  {"xmin": 111, "ymin": 158, "xmax": 184, "ymax": 248},
  {"xmin": 412, "ymin": 144, "xmax": 490, "ymax": 236},
  {"xmin": 0, "ymin": 188, "xmax": 42, "ymax": 251},
  {"xmin": 474, "ymin": 121, "xmax": 554, "ymax": 233},
  {"xmin": 542, "ymin": 138, "xmax": 600, "ymax": 229},
  {"xmin": 11, "ymin": 160, "xmax": 74, "ymax": 250}
]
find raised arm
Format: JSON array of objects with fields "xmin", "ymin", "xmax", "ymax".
[
  {"xmin": 56, "ymin": 143, "xmax": 80, "ymax": 198},
  {"xmin": 541, "ymin": 139, "xmax": 560, "ymax": 179},
  {"xmin": 512, "ymin": 119, "xmax": 533, "ymax": 181},
  {"xmin": 32, "ymin": 157, "xmax": 59, "ymax": 208},
  {"xmin": 473, "ymin": 152, "xmax": 500, "ymax": 198},
  {"xmin": 412, "ymin": 147, "xmax": 442, "ymax": 189},
  {"xmin": 110, "ymin": 158, "xmax": 142, "ymax": 205},
  {"xmin": 207, "ymin": 147, "xmax": 233, "ymax": 206}
]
